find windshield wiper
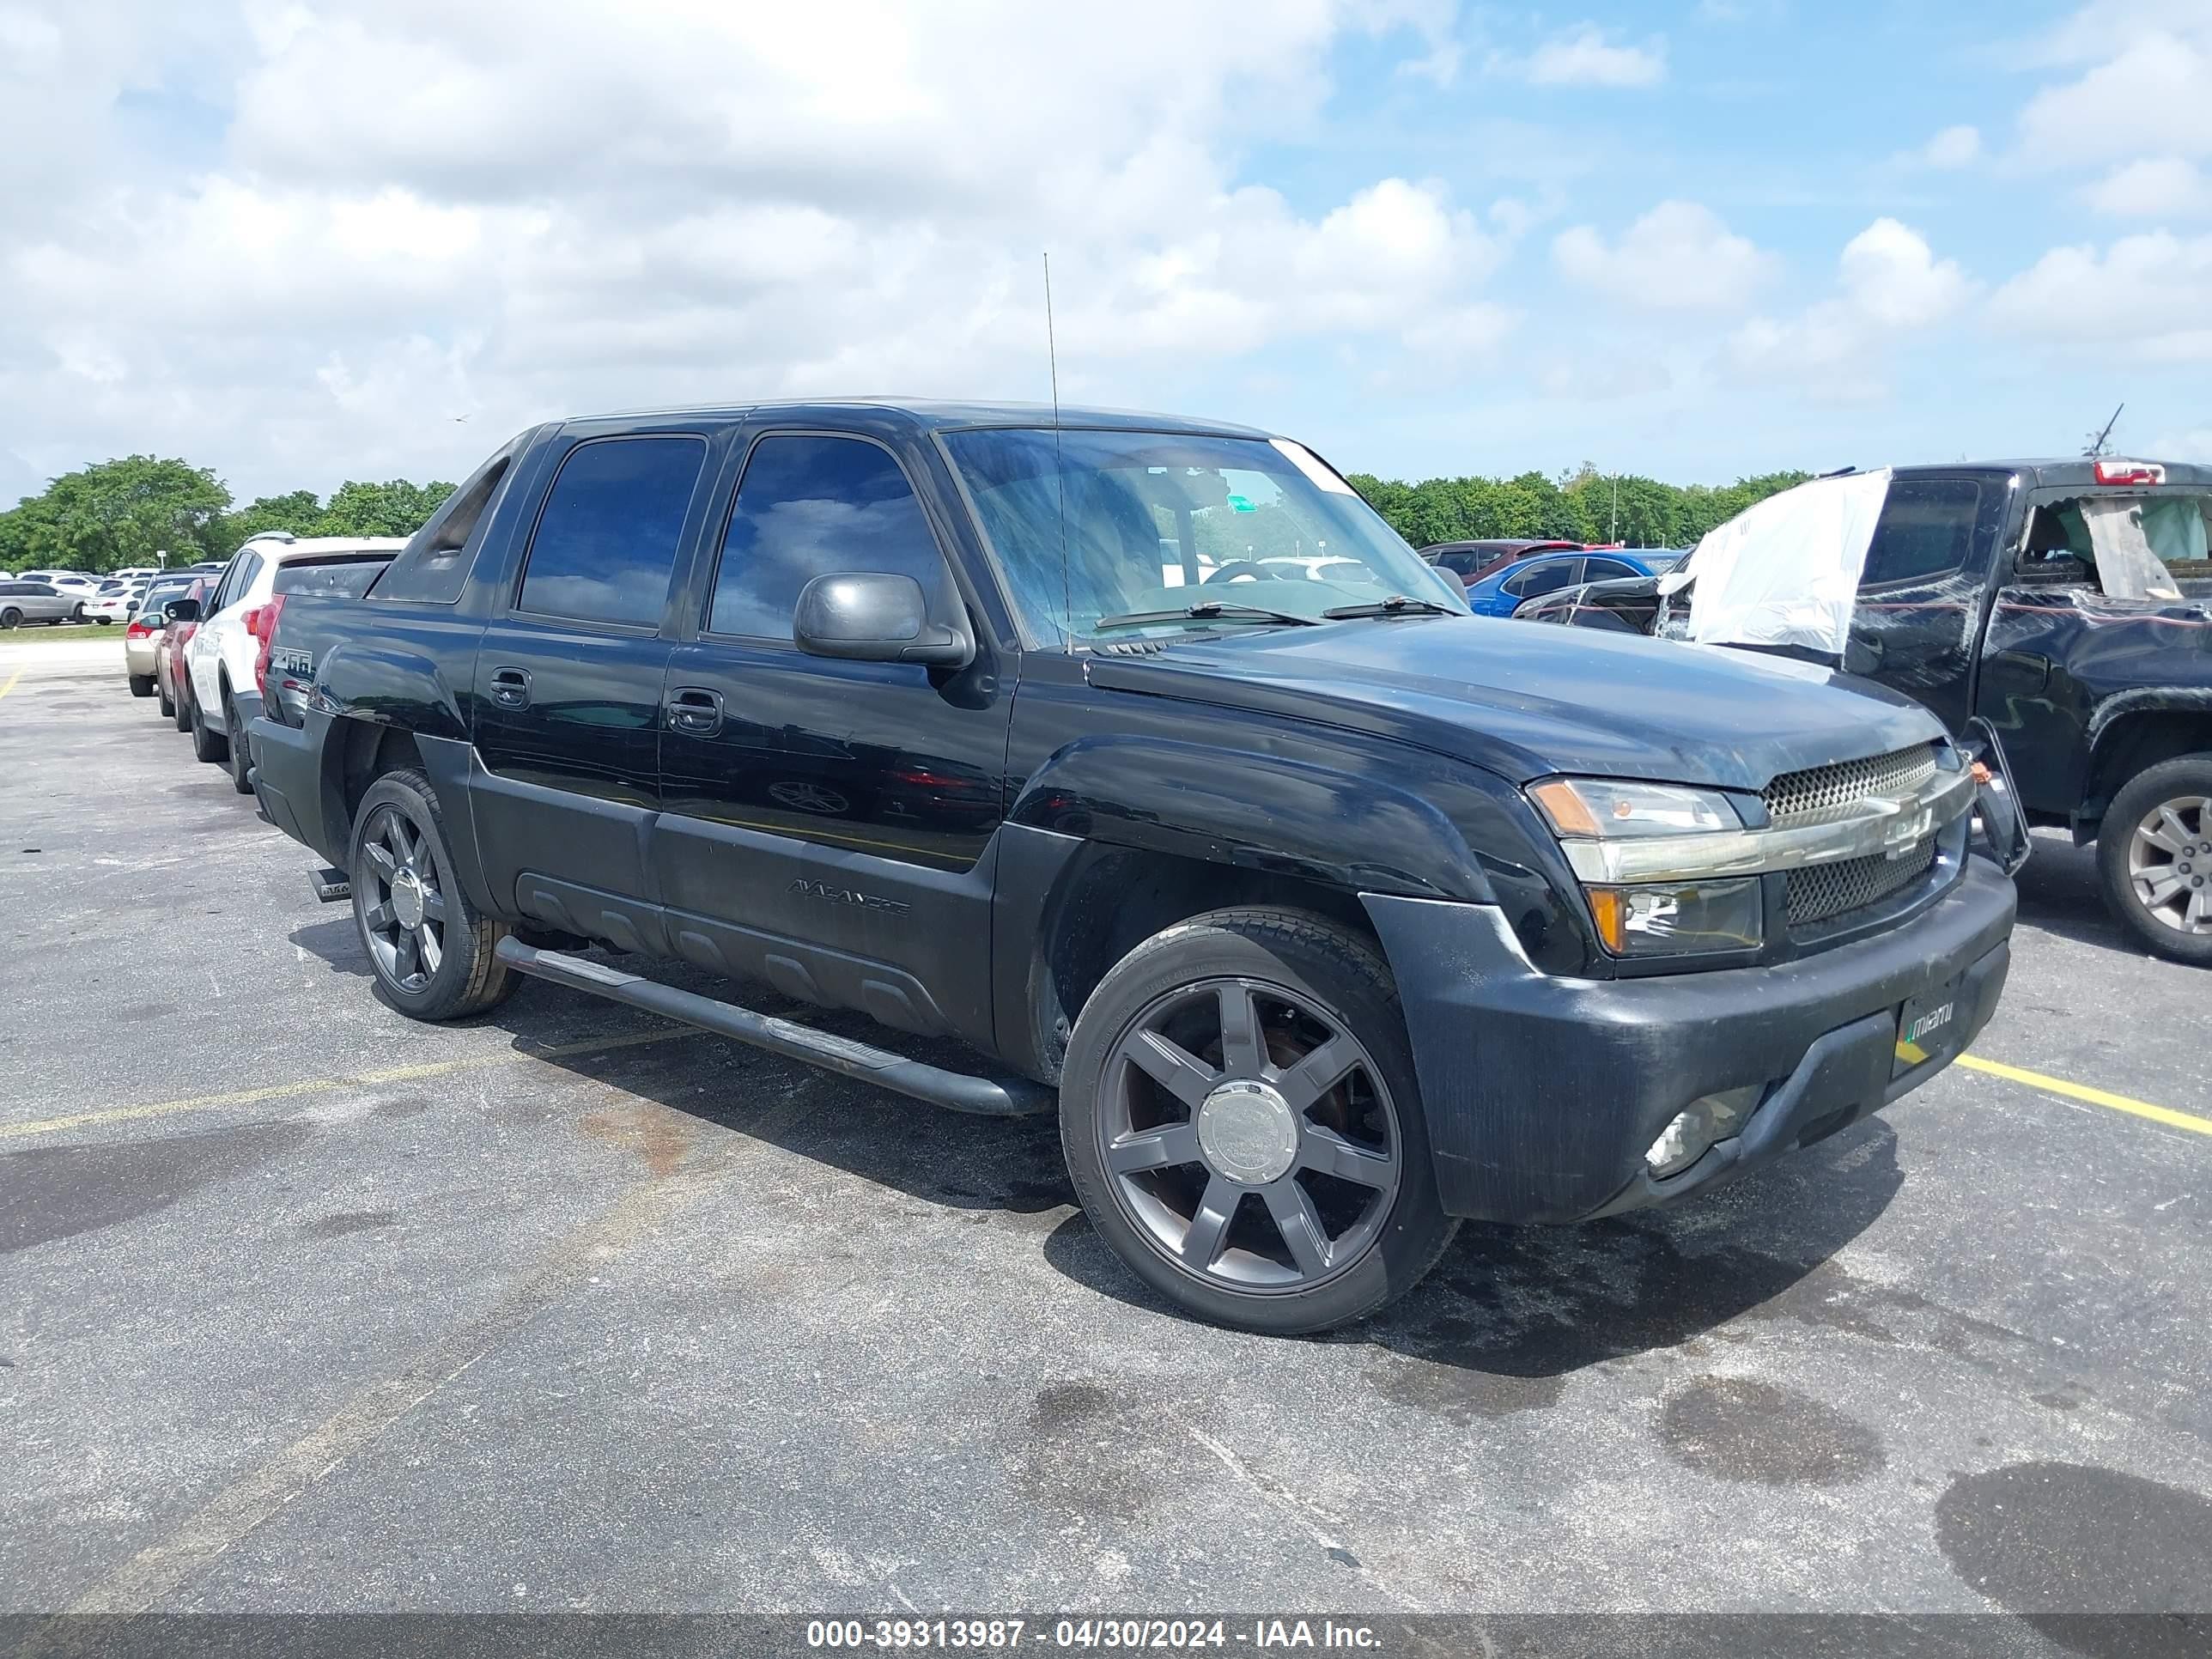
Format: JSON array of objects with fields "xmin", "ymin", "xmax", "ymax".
[
  {"xmin": 1319, "ymin": 593, "xmax": 1459, "ymax": 619},
  {"xmin": 1093, "ymin": 600, "xmax": 1322, "ymax": 631}
]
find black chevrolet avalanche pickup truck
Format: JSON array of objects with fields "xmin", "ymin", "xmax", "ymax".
[{"xmin": 247, "ymin": 401, "xmax": 2017, "ymax": 1334}]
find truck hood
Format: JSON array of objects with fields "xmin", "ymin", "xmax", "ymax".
[{"xmin": 1085, "ymin": 614, "xmax": 1943, "ymax": 793}]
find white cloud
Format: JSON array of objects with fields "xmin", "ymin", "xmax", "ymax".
[
  {"xmin": 1553, "ymin": 200, "xmax": 1778, "ymax": 311},
  {"xmin": 1727, "ymin": 218, "xmax": 1975, "ymax": 398},
  {"xmin": 2084, "ymin": 155, "xmax": 2212, "ymax": 216},
  {"xmin": 0, "ymin": 0, "xmax": 1510, "ymax": 500},
  {"xmin": 2016, "ymin": 11, "xmax": 2212, "ymax": 169},
  {"xmin": 1988, "ymin": 231, "xmax": 2212, "ymax": 358},
  {"xmin": 1506, "ymin": 25, "xmax": 1667, "ymax": 88},
  {"xmin": 1916, "ymin": 125, "xmax": 1983, "ymax": 169},
  {"xmin": 2151, "ymin": 427, "xmax": 2212, "ymax": 461}
]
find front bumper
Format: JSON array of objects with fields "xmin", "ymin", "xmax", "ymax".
[{"xmin": 1364, "ymin": 857, "xmax": 2016, "ymax": 1224}]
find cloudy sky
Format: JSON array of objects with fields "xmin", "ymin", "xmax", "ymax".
[{"xmin": 3, "ymin": 0, "xmax": 2209, "ymax": 506}]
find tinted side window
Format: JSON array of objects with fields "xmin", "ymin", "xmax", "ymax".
[
  {"xmin": 1863, "ymin": 480, "xmax": 1982, "ymax": 586},
  {"xmin": 517, "ymin": 436, "xmax": 706, "ymax": 627},
  {"xmin": 1583, "ymin": 557, "xmax": 1636, "ymax": 581},
  {"xmin": 1505, "ymin": 558, "xmax": 1581, "ymax": 599},
  {"xmin": 708, "ymin": 435, "xmax": 949, "ymax": 640}
]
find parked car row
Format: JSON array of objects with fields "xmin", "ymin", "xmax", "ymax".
[
  {"xmin": 0, "ymin": 562, "xmax": 228, "ymax": 627},
  {"xmin": 117, "ymin": 534, "xmax": 404, "ymax": 797}
]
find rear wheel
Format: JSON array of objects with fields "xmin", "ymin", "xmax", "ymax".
[
  {"xmin": 222, "ymin": 692, "xmax": 254, "ymax": 793},
  {"xmin": 2099, "ymin": 755, "xmax": 2212, "ymax": 967},
  {"xmin": 129, "ymin": 674, "xmax": 154, "ymax": 698},
  {"xmin": 1060, "ymin": 908, "xmax": 1456, "ymax": 1335},
  {"xmin": 350, "ymin": 769, "xmax": 515, "ymax": 1020},
  {"xmin": 189, "ymin": 694, "xmax": 228, "ymax": 763}
]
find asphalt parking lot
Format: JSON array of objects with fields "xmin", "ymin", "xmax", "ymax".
[{"xmin": 4, "ymin": 641, "xmax": 2209, "ymax": 1643}]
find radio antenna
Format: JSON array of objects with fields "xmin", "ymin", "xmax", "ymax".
[{"xmin": 1045, "ymin": 251, "xmax": 1073, "ymax": 653}]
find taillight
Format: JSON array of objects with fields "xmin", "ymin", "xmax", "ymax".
[
  {"xmin": 126, "ymin": 617, "xmax": 155, "ymax": 638},
  {"xmin": 2094, "ymin": 459, "xmax": 2165, "ymax": 485},
  {"xmin": 247, "ymin": 597, "xmax": 285, "ymax": 697}
]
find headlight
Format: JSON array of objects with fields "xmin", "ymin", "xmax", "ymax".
[
  {"xmin": 1585, "ymin": 877, "xmax": 1764, "ymax": 957},
  {"xmin": 1528, "ymin": 778, "xmax": 1738, "ymax": 840},
  {"xmin": 1530, "ymin": 778, "xmax": 1761, "ymax": 957}
]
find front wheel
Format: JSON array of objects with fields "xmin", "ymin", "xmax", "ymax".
[
  {"xmin": 350, "ymin": 769, "xmax": 515, "ymax": 1020},
  {"xmin": 0, "ymin": 608, "xmax": 19, "ymax": 629},
  {"xmin": 1060, "ymin": 908, "xmax": 1457, "ymax": 1335},
  {"xmin": 70, "ymin": 603, "xmax": 84, "ymax": 622},
  {"xmin": 2099, "ymin": 756, "xmax": 2212, "ymax": 967}
]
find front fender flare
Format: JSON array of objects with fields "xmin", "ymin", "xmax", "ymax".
[{"xmin": 1008, "ymin": 735, "xmax": 1498, "ymax": 902}]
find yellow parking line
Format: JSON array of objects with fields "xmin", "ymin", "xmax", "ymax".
[
  {"xmin": 1959, "ymin": 1053, "xmax": 2212, "ymax": 1138},
  {"xmin": 0, "ymin": 1026, "xmax": 703, "ymax": 1142},
  {"xmin": 0, "ymin": 666, "xmax": 23, "ymax": 702}
]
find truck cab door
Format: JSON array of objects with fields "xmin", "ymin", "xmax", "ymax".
[
  {"xmin": 467, "ymin": 432, "xmax": 715, "ymax": 930},
  {"xmin": 1845, "ymin": 475, "xmax": 2009, "ymax": 735},
  {"xmin": 653, "ymin": 427, "xmax": 1011, "ymax": 1050}
]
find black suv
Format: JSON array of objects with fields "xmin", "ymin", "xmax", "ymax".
[{"xmin": 248, "ymin": 401, "xmax": 2017, "ymax": 1333}]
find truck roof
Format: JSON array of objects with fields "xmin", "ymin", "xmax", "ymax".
[
  {"xmin": 1887, "ymin": 459, "xmax": 2212, "ymax": 489},
  {"xmin": 574, "ymin": 398, "xmax": 1273, "ymax": 441}
]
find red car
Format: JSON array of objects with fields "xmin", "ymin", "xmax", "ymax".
[
  {"xmin": 1419, "ymin": 538, "xmax": 1585, "ymax": 587},
  {"xmin": 155, "ymin": 578, "xmax": 210, "ymax": 727}
]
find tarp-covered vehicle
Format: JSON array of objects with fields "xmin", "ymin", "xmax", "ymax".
[{"xmin": 1516, "ymin": 459, "xmax": 2212, "ymax": 963}]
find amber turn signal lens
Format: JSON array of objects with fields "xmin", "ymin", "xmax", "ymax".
[
  {"xmin": 1529, "ymin": 778, "xmax": 1603, "ymax": 838},
  {"xmin": 1587, "ymin": 886, "xmax": 1627, "ymax": 951}
]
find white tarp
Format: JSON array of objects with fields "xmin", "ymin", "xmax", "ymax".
[{"xmin": 1684, "ymin": 468, "xmax": 1893, "ymax": 658}]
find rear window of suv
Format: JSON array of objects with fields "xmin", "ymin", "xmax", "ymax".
[{"xmin": 275, "ymin": 556, "xmax": 395, "ymax": 600}]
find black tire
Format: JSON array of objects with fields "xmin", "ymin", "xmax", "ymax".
[
  {"xmin": 349, "ymin": 769, "xmax": 516, "ymax": 1020},
  {"xmin": 0, "ymin": 608, "xmax": 19, "ymax": 629},
  {"xmin": 173, "ymin": 675, "xmax": 193, "ymax": 731},
  {"xmin": 2097, "ymin": 754, "xmax": 2212, "ymax": 968},
  {"xmin": 189, "ymin": 694, "xmax": 228, "ymax": 763},
  {"xmin": 157, "ymin": 674, "xmax": 174, "ymax": 719},
  {"xmin": 1059, "ymin": 907, "xmax": 1458, "ymax": 1335},
  {"xmin": 129, "ymin": 673, "xmax": 155, "ymax": 699},
  {"xmin": 222, "ymin": 692, "xmax": 255, "ymax": 794},
  {"xmin": 70, "ymin": 603, "xmax": 85, "ymax": 622},
  {"xmin": 94, "ymin": 617, "xmax": 112, "ymax": 626}
]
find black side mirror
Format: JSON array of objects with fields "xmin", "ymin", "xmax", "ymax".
[
  {"xmin": 163, "ymin": 598, "xmax": 200, "ymax": 623},
  {"xmin": 793, "ymin": 573, "xmax": 973, "ymax": 668}
]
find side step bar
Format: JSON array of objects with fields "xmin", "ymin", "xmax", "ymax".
[
  {"xmin": 495, "ymin": 938, "xmax": 1054, "ymax": 1118},
  {"xmin": 309, "ymin": 866, "xmax": 351, "ymax": 902}
]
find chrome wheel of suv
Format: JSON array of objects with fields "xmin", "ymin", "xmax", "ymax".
[
  {"xmin": 359, "ymin": 803, "xmax": 447, "ymax": 992},
  {"xmin": 1097, "ymin": 975, "xmax": 1403, "ymax": 1293},
  {"xmin": 2128, "ymin": 794, "xmax": 2212, "ymax": 936}
]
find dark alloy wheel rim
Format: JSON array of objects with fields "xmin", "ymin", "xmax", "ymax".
[
  {"xmin": 359, "ymin": 805, "xmax": 448, "ymax": 992},
  {"xmin": 1097, "ymin": 976, "xmax": 1402, "ymax": 1294}
]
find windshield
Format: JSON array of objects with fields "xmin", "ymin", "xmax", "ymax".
[{"xmin": 942, "ymin": 428, "xmax": 1466, "ymax": 642}]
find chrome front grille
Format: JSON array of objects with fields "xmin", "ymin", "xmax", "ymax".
[
  {"xmin": 1785, "ymin": 834, "xmax": 1940, "ymax": 926},
  {"xmin": 1763, "ymin": 742, "xmax": 1940, "ymax": 826}
]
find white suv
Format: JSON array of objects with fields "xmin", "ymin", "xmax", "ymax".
[{"xmin": 184, "ymin": 532, "xmax": 407, "ymax": 791}]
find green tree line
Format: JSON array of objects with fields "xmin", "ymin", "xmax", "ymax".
[
  {"xmin": 1346, "ymin": 462, "xmax": 1812, "ymax": 550},
  {"xmin": 0, "ymin": 455, "xmax": 454, "ymax": 574}
]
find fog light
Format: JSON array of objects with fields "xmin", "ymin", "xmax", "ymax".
[{"xmin": 1644, "ymin": 1085, "xmax": 1765, "ymax": 1178}]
